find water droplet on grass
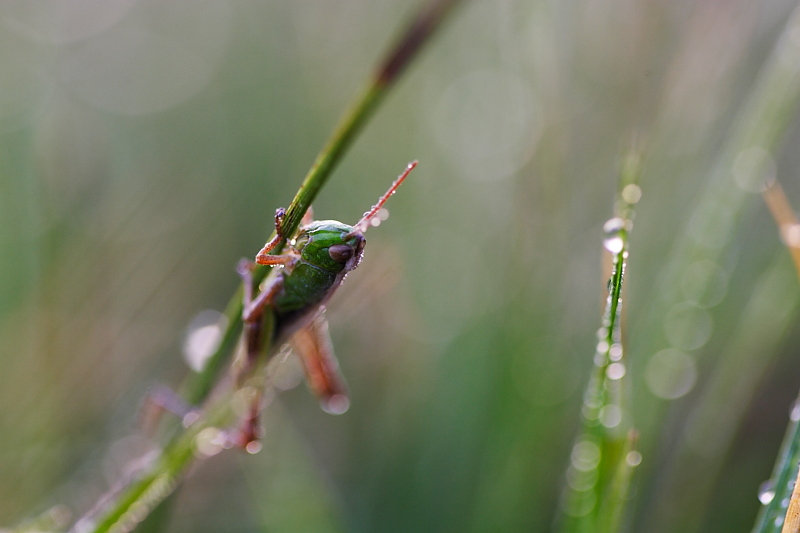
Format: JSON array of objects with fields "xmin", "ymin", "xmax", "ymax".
[
  {"xmin": 600, "ymin": 405, "xmax": 622, "ymax": 428},
  {"xmin": 621, "ymin": 184, "xmax": 642, "ymax": 204},
  {"xmin": 571, "ymin": 440, "xmax": 601, "ymax": 472},
  {"xmin": 626, "ymin": 451, "xmax": 642, "ymax": 466},
  {"xmin": 758, "ymin": 480, "xmax": 775, "ymax": 504},
  {"xmin": 606, "ymin": 363, "xmax": 626, "ymax": 380},
  {"xmin": 603, "ymin": 217, "xmax": 625, "ymax": 253},
  {"xmin": 791, "ymin": 400, "xmax": 800, "ymax": 421}
]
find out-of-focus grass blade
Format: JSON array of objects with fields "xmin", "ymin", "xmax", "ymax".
[
  {"xmin": 649, "ymin": 254, "xmax": 799, "ymax": 532},
  {"xmin": 633, "ymin": 0, "xmax": 800, "ymax": 445},
  {"xmin": 596, "ymin": 430, "xmax": 639, "ymax": 533}
]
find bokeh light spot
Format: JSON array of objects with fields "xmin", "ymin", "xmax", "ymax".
[
  {"xmin": 664, "ymin": 303, "xmax": 713, "ymax": 351},
  {"xmin": 645, "ymin": 348, "xmax": 698, "ymax": 400}
]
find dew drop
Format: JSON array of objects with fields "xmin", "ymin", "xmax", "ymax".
[
  {"xmin": 245, "ymin": 441, "xmax": 263, "ymax": 455},
  {"xmin": 609, "ymin": 344, "xmax": 623, "ymax": 361},
  {"xmin": 606, "ymin": 363, "xmax": 626, "ymax": 380},
  {"xmin": 571, "ymin": 440, "xmax": 601, "ymax": 472},
  {"xmin": 183, "ymin": 310, "xmax": 227, "ymax": 372},
  {"xmin": 626, "ymin": 451, "xmax": 642, "ymax": 467},
  {"xmin": 603, "ymin": 217, "xmax": 625, "ymax": 253},
  {"xmin": 600, "ymin": 405, "xmax": 622, "ymax": 428},
  {"xmin": 621, "ymin": 184, "xmax": 642, "ymax": 204},
  {"xmin": 775, "ymin": 515, "xmax": 784, "ymax": 527},
  {"xmin": 604, "ymin": 236, "xmax": 623, "ymax": 253},
  {"xmin": 322, "ymin": 394, "xmax": 350, "ymax": 415},
  {"xmin": 195, "ymin": 427, "xmax": 225, "ymax": 457},
  {"xmin": 566, "ymin": 465, "xmax": 598, "ymax": 491},
  {"xmin": 603, "ymin": 217, "xmax": 625, "ymax": 233},
  {"xmin": 758, "ymin": 480, "xmax": 776, "ymax": 505},
  {"xmin": 791, "ymin": 400, "xmax": 800, "ymax": 422},
  {"xmin": 182, "ymin": 411, "xmax": 201, "ymax": 428}
]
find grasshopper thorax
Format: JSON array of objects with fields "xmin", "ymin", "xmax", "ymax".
[{"xmin": 293, "ymin": 220, "xmax": 365, "ymax": 274}]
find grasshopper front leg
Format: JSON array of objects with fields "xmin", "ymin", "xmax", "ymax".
[
  {"xmin": 254, "ymin": 207, "xmax": 286, "ymax": 262},
  {"xmin": 237, "ymin": 259, "xmax": 287, "ymax": 326}
]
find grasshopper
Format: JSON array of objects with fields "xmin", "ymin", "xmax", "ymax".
[{"xmin": 235, "ymin": 161, "xmax": 416, "ymax": 448}]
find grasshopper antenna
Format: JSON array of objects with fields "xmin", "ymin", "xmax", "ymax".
[{"xmin": 349, "ymin": 160, "xmax": 417, "ymax": 236}]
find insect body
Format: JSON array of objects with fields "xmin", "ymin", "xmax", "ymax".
[
  {"xmin": 236, "ymin": 161, "xmax": 416, "ymax": 444},
  {"xmin": 268, "ymin": 220, "xmax": 365, "ymax": 319}
]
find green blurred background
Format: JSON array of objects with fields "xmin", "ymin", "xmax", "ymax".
[{"xmin": 2, "ymin": 0, "xmax": 800, "ymax": 531}]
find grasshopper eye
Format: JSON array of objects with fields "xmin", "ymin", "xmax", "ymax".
[{"xmin": 328, "ymin": 244, "xmax": 353, "ymax": 263}]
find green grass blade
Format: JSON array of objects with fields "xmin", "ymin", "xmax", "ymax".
[
  {"xmin": 752, "ymin": 410, "xmax": 800, "ymax": 533},
  {"xmin": 558, "ymin": 148, "xmax": 642, "ymax": 533},
  {"xmin": 73, "ymin": 2, "xmax": 465, "ymax": 532},
  {"xmin": 180, "ymin": 0, "xmax": 464, "ymax": 413}
]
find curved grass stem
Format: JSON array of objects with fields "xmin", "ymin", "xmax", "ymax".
[{"xmin": 74, "ymin": 2, "xmax": 465, "ymax": 532}]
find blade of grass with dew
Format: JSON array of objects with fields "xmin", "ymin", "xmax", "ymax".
[
  {"xmin": 181, "ymin": 0, "xmax": 464, "ymax": 408},
  {"xmin": 557, "ymin": 149, "xmax": 641, "ymax": 533},
  {"xmin": 596, "ymin": 430, "xmax": 640, "ymax": 533},
  {"xmin": 751, "ymin": 367, "xmax": 800, "ymax": 533},
  {"xmin": 74, "ymin": 311, "xmax": 274, "ymax": 533},
  {"xmin": 750, "ymin": 184, "xmax": 800, "ymax": 533},
  {"xmin": 71, "ymin": 2, "xmax": 466, "ymax": 532}
]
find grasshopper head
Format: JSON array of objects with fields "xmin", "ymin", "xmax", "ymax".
[
  {"xmin": 294, "ymin": 221, "xmax": 365, "ymax": 274},
  {"xmin": 293, "ymin": 161, "xmax": 416, "ymax": 274}
]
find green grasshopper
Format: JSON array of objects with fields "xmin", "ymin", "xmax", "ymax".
[{"xmin": 235, "ymin": 161, "xmax": 416, "ymax": 447}]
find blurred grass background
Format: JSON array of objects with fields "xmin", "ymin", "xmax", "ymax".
[{"xmin": 2, "ymin": 0, "xmax": 800, "ymax": 531}]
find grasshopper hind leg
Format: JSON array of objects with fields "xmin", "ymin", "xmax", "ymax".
[{"xmin": 291, "ymin": 315, "xmax": 350, "ymax": 414}]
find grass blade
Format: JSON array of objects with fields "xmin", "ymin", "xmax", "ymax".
[
  {"xmin": 557, "ymin": 148, "xmax": 641, "ymax": 533},
  {"xmin": 71, "ymin": 2, "xmax": 465, "ymax": 532}
]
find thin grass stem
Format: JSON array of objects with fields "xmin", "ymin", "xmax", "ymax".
[
  {"xmin": 71, "ymin": 2, "xmax": 465, "ymax": 532},
  {"xmin": 181, "ymin": 0, "xmax": 464, "ymax": 409}
]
